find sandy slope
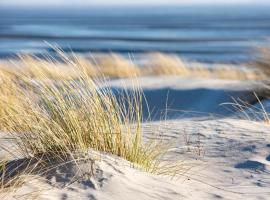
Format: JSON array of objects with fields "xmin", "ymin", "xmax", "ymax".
[
  {"xmin": 1, "ymin": 119, "xmax": 269, "ymax": 200},
  {"xmin": 143, "ymin": 119, "xmax": 270, "ymax": 199},
  {"xmin": 1, "ymin": 77, "xmax": 269, "ymax": 200}
]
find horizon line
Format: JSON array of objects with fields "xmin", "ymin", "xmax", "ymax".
[{"xmin": 1, "ymin": 2, "xmax": 270, "ymax": 8}]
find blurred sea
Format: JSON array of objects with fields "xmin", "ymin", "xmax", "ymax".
[{"xmin": 0, "ymin": 5, "xmax": 270, "ymax": 63}]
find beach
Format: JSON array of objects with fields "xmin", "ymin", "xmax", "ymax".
[
  {"xmin": 0, "ymin": 65, "xmax": 270, "ymax": 199},
  {"xmin": 0, "ymin": 4, "xmax": 270, "ymax": 200}
]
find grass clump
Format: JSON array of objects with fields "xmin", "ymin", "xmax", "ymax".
[
  {"xmin": 143, "ymin": 53, "xmax": 190, "ymax": 76},
  {"xmin": 95, "ymin": 53, "xmax": 140, "ymax": 78},
  {"xmin": 254, "ymin": 47, "xmax": 270, "ymax": 78},
  {"xmin": 0, "ymin": 55, "xmax": 165, "ymax": 173},
  {"xmin": 3, "ymin": 54, "xmax": 97, "ymax": 80},
  {"xmin": 142, "ymin": 53, "xmax": 261, "ymax": 80}
]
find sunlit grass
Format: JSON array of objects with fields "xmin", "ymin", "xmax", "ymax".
[
  {"xmin": 95, "ymin": 53, "xmax": 141, "ymax": 77},
  {"xmin": 254, "ymin": 47, "xmax": 270, "ymax": 78},
  {"xmin": 0, "ymin": 66, "xmax": 166, "ymax": 173},
  {"xmin": 1, "ymin": 57, "xmax": 181, "ymax": 197},
  {"xmin": 143, "ymin": 53, "xmax": 190, "ymax": 76},
  {"xmin": 0, "ymin": 52, "xmax": 178, "ymax": 196},
  {"xmin": 0, "ymin": 52, "xmax": 264, "ymax": 81}
]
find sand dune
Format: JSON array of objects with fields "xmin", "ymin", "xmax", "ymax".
[
  {"xmin": 1, "ymin": 76, "xmax": 269, "ymax": 200},
  {"xmin": 1, "ymin": 118, "xmax": 269, "ymax": 200}
]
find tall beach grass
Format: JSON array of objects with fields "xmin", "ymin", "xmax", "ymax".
[
  {"xmin": 0, "ymin": 52, "xmax": 177, "ymax": 197},
  {"xmin": 0, "ymin": 60, "xmax": 165, "ymax": 169}
]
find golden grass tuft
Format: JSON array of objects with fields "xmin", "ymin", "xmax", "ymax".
[
  {"xmin": 1, "ymin": 54, "xmax": 98, "ymax": 80},
  {"xmin": 95, "ymin": 53, "xmax": 140, "ymax": 77},
  {"xmin": 142, "ymin": 53, "xmax": 262, "ymax": 80},
  {"xmin": 254, "ymin": 47, "xmax": 270, "ymax": 78},
  {"xmin": 0, "ymin": 66, "xmax": 164, "ymax": 172},
  {"xmin": 143, "ymin": 53, "xmax": 190, "ymax": 76},
  {"xmin": 0, "ymin": 55, "xmax": 182, "ymax": 197},
  {"xmin": 252, "ymin": 47, "xmax": 270, "ymax": 97},
  {"xmin": 212, "ymin": 65, "xmax": 262, "ymax": 80},
  {"xmin": 0, "ymin": 52, "xmax": 180, "ymax": 196}
]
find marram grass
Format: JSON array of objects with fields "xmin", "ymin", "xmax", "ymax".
[{"xmin": 0, "ymin": 56, "xmax": 165, "ymax": 173}]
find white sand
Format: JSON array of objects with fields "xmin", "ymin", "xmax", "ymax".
[
  {"xmin": 1, "ymin": 77, "xmax": 269, "ymax": 200},
  {"xmin": 104, "ymin": 76, "xmax": 262, "ymax": 90}
]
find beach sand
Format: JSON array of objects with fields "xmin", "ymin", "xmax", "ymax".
[{"xmin": 1, "ymin": 76, "xmax": 269, "ymax": 200}]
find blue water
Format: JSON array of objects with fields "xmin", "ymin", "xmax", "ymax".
[{"xmin": 1, "ymin": 5, "xmax": 270, "ymax": 63}]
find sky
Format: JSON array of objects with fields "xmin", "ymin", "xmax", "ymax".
[{"xmin": 1, "ymin": 0, "xmax": 270, "ymax": 7}]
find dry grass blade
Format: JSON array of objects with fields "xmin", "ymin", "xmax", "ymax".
[{"xmin": 221, "ymin": 93, "xmax": 270, "ymax": 123}]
